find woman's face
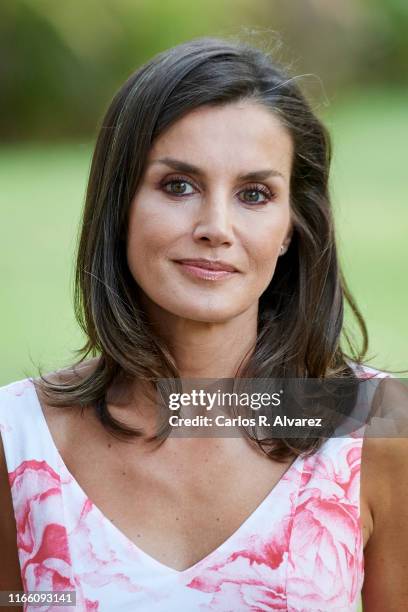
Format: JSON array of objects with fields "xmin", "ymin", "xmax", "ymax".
[{"xmin": 127, "ymin": 101, "xmax": 293, "ymax": 323}]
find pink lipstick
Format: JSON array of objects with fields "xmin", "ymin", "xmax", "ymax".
[{"xmin": 174, "ymin": 258, "xmax": 238, "ymax": 281}]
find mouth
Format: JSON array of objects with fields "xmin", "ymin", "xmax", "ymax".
[{"xmin": 173, "ymin": 258, "xmax": 239, "ymax": 281}]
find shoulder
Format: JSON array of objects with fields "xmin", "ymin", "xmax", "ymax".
[
  {"xmin": 362, "ymin": 373, "xmax": 408, "ymax": 512},
  {"xmin": 360, "ymin": 380, "xmax": 408, "ymax": 606},
  {"xmin": 353, "ymin": 363, "xmax": 408, "ymax": 506},
  {"xmin": 332, "ymin": 364, "xmax": 408, "ymax": 605}
]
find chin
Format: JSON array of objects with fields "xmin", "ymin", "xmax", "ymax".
[{"xmin": 166, "ymin": 301, "xmax": 240, "ymax": 324}]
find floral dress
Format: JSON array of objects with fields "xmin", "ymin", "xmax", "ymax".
[{"xmin": 0, "ymin": 365, "xmax": 387, "ymax": 611}]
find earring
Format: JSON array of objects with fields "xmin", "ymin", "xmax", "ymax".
[{"xmin": 280, "ymin": 245, "xmax": 286, "ymax": 255}]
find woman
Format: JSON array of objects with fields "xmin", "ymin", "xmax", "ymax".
[{"xmin": 1, "ymin": 36, "xmax": 407, "ymax": 611}]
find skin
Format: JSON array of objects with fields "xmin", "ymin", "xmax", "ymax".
[
  {"xmin": 1, "ymin": 102, "xmax": 408, "ymax": 609},
  {"xmin": 126, "ymin": 101, "xmax": 293, "ymax": 379}
]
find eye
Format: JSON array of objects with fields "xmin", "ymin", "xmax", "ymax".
[
  {"xmin": 238, "ymin": 184, "xmax": 274, "ymax": 205},
  {"xmin": 161, "ymin": 176, "xmax": 196, "ymax": 197}
]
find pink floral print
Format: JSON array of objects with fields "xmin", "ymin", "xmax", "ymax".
[
  {"xmin": 0, "ymin": 365, "xmax": 388, "ymax": 611},
  {"xmin": 9, "ymin": 460, "xmax": 73, "ymax": 590}
]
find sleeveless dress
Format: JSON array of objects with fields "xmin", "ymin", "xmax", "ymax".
[{"xmin": 0, "ymin": 365, "xmax": 388, "ymax": 611}]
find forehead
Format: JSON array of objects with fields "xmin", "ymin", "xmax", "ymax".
[{"xmin": 148, "ymin": 102, "xmax": 293, "ymax": 176}]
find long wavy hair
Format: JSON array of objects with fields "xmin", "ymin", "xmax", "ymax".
[{"xmin": 36, "ymin": 36, "xmax": 375, "ymax": 460}]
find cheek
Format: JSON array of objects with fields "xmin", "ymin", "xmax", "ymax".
[
  {"xmin": 127, "ymin": 201, "xmax": 169, "ymax": 262},
  {"xmin": 251, "ymin": 248, "xmax": 279, "ymax": 288},
  {"xmin": 129, "ymin": 218, "xmax": 164, "ymax": 255},
  {"xmin": 126, "ymin": 211, "xmax": 158, "ymax": 286},
  {"xmin": 126, "ymin": 199, "xmax": 190, "ymax": 289},
  {"xmin": 245, "ymin": 223, "xmax": 284, "ymax": 279}
]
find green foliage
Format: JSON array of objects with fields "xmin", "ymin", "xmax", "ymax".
[
  {"xmin": 1, "ymin": 0, "xmax": 407, "ymax": 140},
  {"xmin": 325, "ymin": 89, "xmax": 408, "ymax": 373},
  {"xmin": 0, "ymin": 91, "xmax": 407, "ymax": 384},
  {"xmin": 0, "ymin": 0, "xmax": 244, "ymax": 139}
]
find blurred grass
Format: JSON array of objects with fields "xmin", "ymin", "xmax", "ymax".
[
  {"xmin": 0, "ymin": 89, "xmax": 407, "ymax": 385},
  {"xmin": 0, "ymin": 142, "xmax": 91, "ymax": 384},
  {"xmin": 326, "ymin": 88, "xmax": 408, "ymax": 374}
]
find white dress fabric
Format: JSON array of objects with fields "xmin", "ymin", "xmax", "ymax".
[{"xmin": 0, "ymin": 364, "xmax": 389, "ymax": 611}]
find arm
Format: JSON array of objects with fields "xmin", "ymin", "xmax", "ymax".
[
  {"xmin": 0, "ymin": 433, "xmax": 24, "ymax": 597},
  {"xmin": 361, "ymin": 432, "xmax": 408, "ymax": 610}
]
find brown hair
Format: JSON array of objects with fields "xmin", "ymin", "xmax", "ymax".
[{"xmin": 36, "ymin": 36, "xmax": 376, "ymax": 460}]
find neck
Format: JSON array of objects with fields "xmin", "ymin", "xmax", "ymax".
[
  {"xmin": 144, "ymin": 301, "xmax": 258, "ymax": 380},
  {"xmin": 103, "ymin": 302, "xmax": 259, "ymax": 442}
]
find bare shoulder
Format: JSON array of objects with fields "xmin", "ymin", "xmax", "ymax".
[
  {"xmin": 362, "ymin": 436, "xmax": 408, "ymax": 506},
  {"xmin": 361, "ymin": 376, "xmax": 408, "ymax": 524},
  {"xmin": 361, "ymin": 378, "xmax": 408, "ymax": 609}
]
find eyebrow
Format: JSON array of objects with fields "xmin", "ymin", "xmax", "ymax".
[{"xmin": 149, "ymin": 156, "xmax": 285, "ymax": 181}]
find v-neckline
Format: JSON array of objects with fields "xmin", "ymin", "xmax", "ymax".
[{"xmin": 29, "ymin": 378, "xmax": 304, "ymax": 576}]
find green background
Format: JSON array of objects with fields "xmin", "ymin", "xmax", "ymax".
[
  {"xmin": 1, "ymin": 89, "xmax": 407, "ymax": 385},
  {"xmin": 1, "ymin": 1, "xmax": 407, "ymax": 384}
]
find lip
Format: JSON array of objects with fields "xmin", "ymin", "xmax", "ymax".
[
  {"xmin": 174, "ymin": 258, "xmax": 238, "ymax": 272},
  {"xmin": 173, "ymin": 258, "xmax": 239, "ymax": 281}
]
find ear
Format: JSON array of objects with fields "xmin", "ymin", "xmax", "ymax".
[
  {"xmin": 283, "ymin": 224, "xmax": 294, "ymax": 250},
  {"xmin": 279, "ymin": 225, "xmax": 293, "ymax": 256}
]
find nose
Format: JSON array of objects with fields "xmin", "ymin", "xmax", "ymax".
[{"xmin": 192, "ymin": 192, "xmax": 234, "ymax": 247}]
